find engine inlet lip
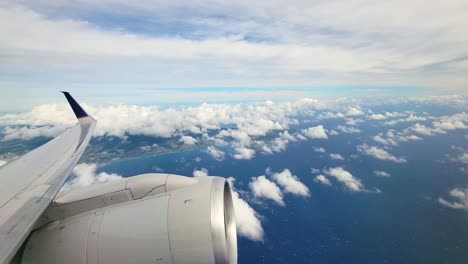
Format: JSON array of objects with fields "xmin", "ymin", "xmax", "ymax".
[{"xmin": 210, "ymin": 177, "xmax": 238, "ymax": 264}]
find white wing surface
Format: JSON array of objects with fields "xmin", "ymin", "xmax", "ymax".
[{"xmin": 0, "ymin": 92, "xmax": 96, "ymax": 263}]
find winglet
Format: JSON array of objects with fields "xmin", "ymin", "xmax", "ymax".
[{"xmin": 61, "ymin": 91, "xmax": 89, "ymax": 118}]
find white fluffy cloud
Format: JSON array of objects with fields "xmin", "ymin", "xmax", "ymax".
[
  {"xmin": 228, "ymin": 178, "xmax": 264, "ymax": 241},
  {"xmin": 357, "ymin": 144, "xmax": 406, "ymax": 163},
  {"xmin": 372, "ymin": 129, "xmax": 422, "ymax": 146},
  {"xmin": 2, "ymin": 125, "xmax": 65, "ymax": 141},
  {"xmin": 249, "ymin": 175, "xmax": 285, "ymax": 206},
  {"xmin": 233, "ymin": 147, "xmax": 256, "ymax": 160},
  {"xmin": 373, "ymin": 170, "xmax": 391, "ymax": 177},
  {"xmin": 318, "ymin": 112, "xmax": 345, "ymax": 120},
  {"xmin": 324, "ymin": 167, "xmax": 365, "ymax": 192},
  {"xmin": 313, "ymin": 147, "xmax": 326, "ymax": 153},
  {"xmin": 330, "ymin": 153, "xmax": 345, "ymax": 160},
  {"xmin": 0, "ymin": 98, "xmax": 320, "ymax": 140},
  {"xmin": 384, "ymin": 114, "xmax": 427, "ymax": 126},
  {"xmin": 395, "ymin": 113, "xmax": 468, "ymax": 140},
  {"xmin": 432, "ymin": 113, "xmax": 468, "ymax": 131},
  {"xmin": 271, "ymin": 169, "xmax": 310, "ymax": 197},
  {"xmin": 179, "ymin": 135, "xmax": 198, "ymax": 145},
  {"xmin": 346, "ymin": 107, "xmax": 364, "ymax": 116},
  {"xmin": 369, "ymin": 114, "xmax": 387, "ymax": 120},
  {"xmin": 409, "ymin": 123, "xmax": 446, "ymax": 136},
  {"xmin": 0, "ymin": 98, "xmax": 325, "ymax": 161},
  {"xmin": 302, "ymin": 125, "xmax": 328, "ymax": 139},
  {"xmin": 438, "ymin": 188, "xmax": 467, "ymax": 210},
  {"xmin": 61, "ymin": 163, "xmax": 124, "ymax": 191},
  {"xmin": 314, "ymin": 175, "xmax": 331, "ymax": 186},
  {"xmin": 206, "ymin": 146, "xmax": 225, "ymax": 161},
  {"xmin": 193, "ymin": 168, "xmax": 209, "ymax": 177},
  {"xmin": 191, "ymin": 172, "xmax": 265, "ymax": 241}
]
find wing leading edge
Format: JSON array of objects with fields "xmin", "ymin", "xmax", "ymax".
[{"xmin": 0, "ymin": 93, "xmax": 96, "ymax": 264}]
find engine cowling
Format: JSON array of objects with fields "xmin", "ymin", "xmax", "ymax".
[{"xmin": 20, "ymin": 174, "xmax": 237, "ymax": 264}]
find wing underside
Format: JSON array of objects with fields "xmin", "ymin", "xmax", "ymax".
[{"xmin": 0, "ymin": 93, "xmax": 96, "ymax": 264}]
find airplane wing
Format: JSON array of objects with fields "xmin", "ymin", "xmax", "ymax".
[{"xmin": 0, "ymin": 92, "xmax": 96, "ymax": 263}]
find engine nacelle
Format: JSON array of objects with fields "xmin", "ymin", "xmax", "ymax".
[{"xmin": 20, "ymin": 174, "xmax": 237, "ymax": 264}]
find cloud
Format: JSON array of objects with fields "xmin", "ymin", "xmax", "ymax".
[
  {"xmin": 318, "ymin": 112, "xmax": 345, "ymax": 120},
  {"xmin": 346, "ymin": 107, "xmax": 364, "ymax": 116},
  {"xmin": 296, "ymin": 134, "xmax": 307, "ymax": 141},
  {"xmin": 279, "ymin": 130, "xmax": 297, "ymax": 142},
  {"xmin": 185, "ymin": 170, "xmax": 266, "ymax": 241},
  {"xmin": 2, "ymin": 125, "xmax": 65, "ymax": 140},
  {"xmin": 61, "ymin": 163, "xmax": 123, "ymax": 191},
  {"xmin": 314, "ymin": 175, "xmax": 331, "ymax": 186},
  {"xmin": 0, "ymin": 160, "xmax": 6, "ymax": 167},
  {"xmin": 249, "ymin": 175, "xmax": 285, "ymax": 206},
  {"xmin": 330, "ymin": 153, "xmax": 345, "ymax": 160},
  {"xmin": 384, "ymin": 114, "xmax": 427, "ymax": 126},
  {"xmin": 233, "ymin": 147, "xmax": 255, "ymax": 160},
  {"xmin": 457, "ymin": 153, "xmax": 468, "ymax": 164},
  {"xmin": 336, "ymin": 125, "xmax": 361, "ymax": 133},
  {"xmin": 271, "ymin": 169, "xmax": 310, "ymax": 197},
  {"xmin": 313, "ymin": 147, "xmax": 326, "ymax": 153},
  {"xmin": 433, "ymin": 121, "xmax": 467, "ymax": 130},
  {"xmin": 302, "ymin": 125, "xmax": 328, "ymax": 139},
  {"xmin": 310, "ymin": 168, "xmax": 321, "ymax": 174},
  {"xmin": 261, "ymin": 136, "xmax": 290, "ymax": 154},
  {"xmin": 345, "ymin": 118, "xmax": 363, "ymax": 126},
  {"xmin": 0, "ymin": 98, "xmax": 319, "ymax": 140},
  {"xmin": 0, "ymin": 98, "xmax": 325, "ymax": 161},
  {"xmin": 179, "ymin": 135, "xmax": 198, "ymax": 145},
  {"xmin": 372, "ymin": 129, "xmax": 422, "ymax": 146},
  {"xmin": 369, "ymin": 114, "xmax": 387, "ymax": 120},
  {"xmin": 357, "ymin": 144, "xmax": 407, "ymax": 163},
  {"xmin": 228, "ymin": 178, "xmax": 264, "ymax": 241},
  {"xmin": 1, "ymin": 0, "xmax": 468, "ymax": 95},
  {"xmin": 206, "ymin": 146, "xmax": 225, "ymax": 161},
  {"xmin": 373, "ymin": 170, "xmax": 391, "ymax": 177},
  {"xmin": 193, "ymin": 168, "xmax": 209, "ymax": 177},
  {"xmin": 372, "ymin": 134, "xmax": 399, "ymax": 146},
  {"xmin": 324, "ymin": 167, "xmax": 365, "ymax": 192},
  {"xmin": 432, "ymin": 113, "xmax": 468, "ymax": 131},
  {"xmin": 408, "ymin": 123, "xmax": 446, "ymax": 136},
  {"xmin": 438, "ymin": 188, "xmax": 467, "ymax": 210},
  {"xmin": 394, "ymin": 113, "xmax": 468, "ymax": 140}
]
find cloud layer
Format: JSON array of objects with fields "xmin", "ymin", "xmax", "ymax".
[{"xmin": 2, "ymin": 0, "xmax": 468, "ymax": 97}]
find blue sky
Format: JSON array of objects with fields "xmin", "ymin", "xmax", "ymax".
[{"xmin": 1, "ymin": 0, "xmax": 468, "ymax": 110}]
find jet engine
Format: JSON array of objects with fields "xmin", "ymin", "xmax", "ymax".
[{"xmin": 19, "ymin": 174, "xmax": 237, "ymax": 264}]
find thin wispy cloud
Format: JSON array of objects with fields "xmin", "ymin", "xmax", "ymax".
[{"xmin": 1, "ymin": 0, "xmax": 467, "ymax": 108}]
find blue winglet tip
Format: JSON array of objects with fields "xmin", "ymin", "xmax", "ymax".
[{"xmin": 61, "ymin": 91, "xmax": 89, "ymax": 118}]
